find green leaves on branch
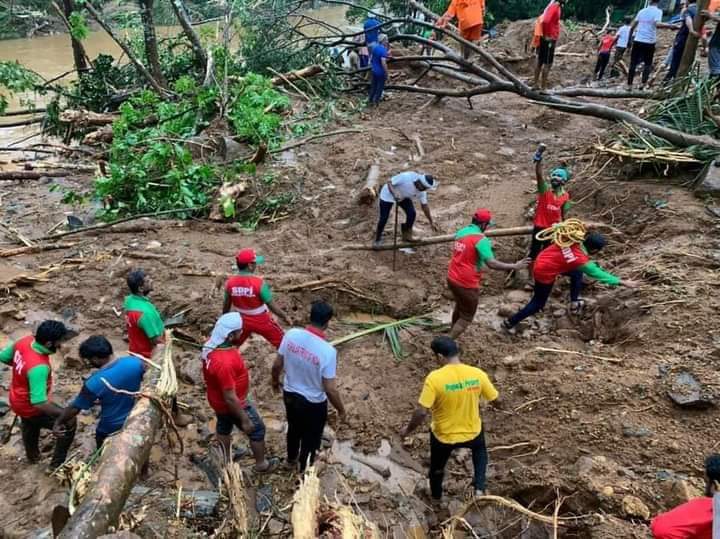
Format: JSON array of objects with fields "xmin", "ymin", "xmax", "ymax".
[
  {"xmin": 229, "ymin": 74, "xmax": 289, "ymax": 146},
  {"xmin": 69, "ymin": 11, "xmax": 89, "ymax": 41},
  {"xmin": 0, "ymin": 61, "xmax": 42, "ymax": 115}
]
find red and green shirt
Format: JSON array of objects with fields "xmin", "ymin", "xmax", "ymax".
[
  {"xmin": 534, "ymin": 243, "xmax": 621, "ymax": 286},
  {"xmin": 0, "ymin": 336, "xmax": 53, "ymax": 418},
  {"xmin": 447, "ymin": 224, "xmax": 495, "ymax": 289},
  {"xmin": 123, "ymin": 294, "xmax": 165, "ymax": 359},
  {"xmin": 202, "ymin": 345, "xmax": 250, "ymax": 413},
  {"xmin": 534, "ymin": 182, "xmax": 571, "ymax": 229},
  {"xmin": 224, "ymin": 271, "xmax": 273, "ymax": 316}
]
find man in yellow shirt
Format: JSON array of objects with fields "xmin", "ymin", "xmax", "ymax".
[{"xmin": 401, "ymin": 336, "xmax": 498, "ymax": 502}]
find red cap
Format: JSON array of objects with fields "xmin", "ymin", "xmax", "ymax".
[
  {"xmin": 473, "ymin": 208, "xmax": 493, "ymax": 224},
  {"xmin": 235, "ymin": 248, "xmax": 264, "ymax": 265}
]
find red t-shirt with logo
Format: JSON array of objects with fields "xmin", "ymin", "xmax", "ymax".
[
  {"xmin": 225, "ymin": 275, "xmax": 267, "ymax": 314},
  {"xmin": 534, "ymin": 189, "xmax": 570, "ymax": 229},
  {"xmin": 448, "ymin": 233, "xmax": 485, "ymax": 289},
  {"xmin": 9, "ymin": 335, "xmax": 52, "ymax": 418},
  {"xmin": 202, "ymin": 346, "xmax": 249, "ymax": 413},
  {"xmin": 650, "ymin": 497, "xmax": 713, "ymax": 539},
  {"xmin": 533, "ymin": 243, "xmax": 589, "ymax": 284}
]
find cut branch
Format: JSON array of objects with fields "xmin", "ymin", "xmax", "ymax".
[
  {"xmin": 356, "ymin": 163, "xmax": 380, "ymax": 205},
  {"xmin": 170, "ymin": 0, "xmax": 209, "ymax": 70}
]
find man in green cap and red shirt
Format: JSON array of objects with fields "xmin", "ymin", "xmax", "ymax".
[
  {"xmin": 447, "ymin": 209, "xmax": 529, "ymax": 339},
  {"xmin": 223, "ymin": 248, "xmax": 292, "ymax": 350},
  {"xmin": 0, "ymin": 320, "xmax": 75, "ymax": 469},
  {"xmin": 123, "ymin": 268, "xmax": 191, "ymax": 426}
]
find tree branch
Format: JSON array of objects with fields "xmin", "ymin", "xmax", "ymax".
[{"xmin": 170, "ymin": 0, "xmax": 208, "ymax": 70}]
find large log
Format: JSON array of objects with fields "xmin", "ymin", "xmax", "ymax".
[
  {"xmin": 356, "ymin": 164, "xmax": 381, "ymax": 205},
  {"xmin": 0, "ymin": 170, "xmax": 72, "ymax": 180},
  {"xmin": 345, "ymin": 225, "xmax": 534, "ymax": 251},
  {"xmin": 58, "ymin": 376, "xmax": 163, "ymax": 537},
  {"xmin": 60, "ymin": 110, "xmax": 118, "ymax": 127},
  {"xmin": 270, "ymin": 65, "xmax": 325, "ymax": 86}
]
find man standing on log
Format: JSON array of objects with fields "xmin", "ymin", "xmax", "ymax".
[
  {"xmin": 447, "ymin": 209, "xmax": 529, "ymax": 339},
  {"xmin": 272, "ymin": 301, "xmax": 346, "ymax": 472},
  {"xmin": 401, "ymin": 337, "xmax": 498, "ymax": 504},
  {"xmin": 650, "ymin": 454, "xmax": 719, "ymax": 538},
  {"xmin": 437, "ymin": 0, "xmax": 485, "ymax": 58},
  {"xmin": 203, "ymin": 312, "xmax": 278, "ymax": 472},
  {"xmin": 54, "ymin": 336, "xmax": 145, "ymax": 449},
  {"xmin": 0, "ymin": 320, "xmax": 75, "ymax": 469},
  {"xmin": 627, "ymin": 0, "xmax": 676, "ymax": 90},
  {"xmin": 532, "ymin": 0, "xmax": 565, "ymax": 90},
  {"xmin": 124, "ymin": 269, "xmax": 192, "ymax": 427},
  {"xmin": 373, "ymin": 171, "xmax": 439, "ymax": 249},
  {"xmin": 528, "ymin": 145, "xmax": 571, "ymax": 266},
  {"xmin": 223, "ymin": 248, "xmax": 291, "ymax": 350},
  {"xmin": 503, "ymin": 223, "xmax": 639, "ymax": 332}
]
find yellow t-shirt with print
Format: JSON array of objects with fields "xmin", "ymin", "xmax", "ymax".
[{"xmin": 418, "ymin": 363, "xmax": 498, "ymax": 444}]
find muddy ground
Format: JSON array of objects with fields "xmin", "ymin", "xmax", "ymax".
[{"xmin": 1, "ymin": 30, "xmax": 720, "ymax": 539}]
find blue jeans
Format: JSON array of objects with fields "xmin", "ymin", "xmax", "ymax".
[
  {"xmin": 375, "ymin": 198, "xmax": 416, "ymax": 242},
  {"xmin": 215, "ymin": 402, "xmax": 266, "ymax": 442},
  {"xmin": 369, "ymin": 72, "xmax": 386, "ymax": 104},
  {"xmin": 507, "ymin": 270, "xmax": 583, "ymax": 327}
]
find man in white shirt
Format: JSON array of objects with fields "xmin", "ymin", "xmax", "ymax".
[
  {"xmin": 627, "ymin": 0, "xmax": 675, "ymax": 89},
  {"xmin": 610, "ymin": 16, "xmax": 633, "ymax": 75},
  {"xmin": 373, "ymin": 171, "xmax": 440, "ymax": 248},
  {"xmin": 272, "ymin": 301, "xmax": 346, "ymax": 472}
]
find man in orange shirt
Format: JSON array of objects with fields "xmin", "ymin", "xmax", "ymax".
[{"xmin": 437, "ymin": 0, "xmax": 485, "ymax": 58}]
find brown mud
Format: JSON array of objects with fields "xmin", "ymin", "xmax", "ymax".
[{"xmin": 1, "ymin": 28, "xmax": 720, "ymax": 539}]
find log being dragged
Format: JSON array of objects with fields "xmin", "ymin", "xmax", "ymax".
[
  {"xmin": 344, "ymin": 225, "xmax": 534, "ymax": 250},
  {"xmin": 356, "ymin": 164, "xmax": 381, "ymax": 205}
]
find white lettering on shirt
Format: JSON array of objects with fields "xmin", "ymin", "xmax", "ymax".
[
  {"xmin": 13, "ymin": 350, "xmax": 24, "ymax": 374},
  {"xmin": 285, "ymin": 341, "xmax": 320, "ymax": 366},
  {"xmin": 561, "ymin": 246, "xmax": 577, "ymax": 263},
  {"xmin": 231, "ymin": 286, "xmax": 256, "ymax": 297}
]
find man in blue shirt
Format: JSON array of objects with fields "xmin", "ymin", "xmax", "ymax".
[
  {"xmin": 369, "ymin": 34, "xmax": 389, "ymax": 106},
  {"xmin": 54, "ymin": 336, "xmax": 145, "ymax": 448}
]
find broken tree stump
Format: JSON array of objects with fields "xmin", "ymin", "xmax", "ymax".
[{"xmin": 356, "ymin": 164, "xmax": 381, "ymax": 205}]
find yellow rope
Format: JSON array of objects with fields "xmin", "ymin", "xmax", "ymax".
[{"xmin": 535, "ymin": 219, "xmax": 587, "ymax": 248}]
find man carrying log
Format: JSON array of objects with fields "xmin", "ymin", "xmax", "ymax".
[
  {"xmin": 502, "ymin": 221, "xmax": 639, "ymax": 332},
  {"xmin": 373, "ymin": 171, "xmax": 439, "ymax": 249},
  {"xmin": 447, "ymin": 209, "xmax": 529, "ymax": 339},
  {"xmin": 401, "ymin": 337, "xmax": 498, "ymax": 504},
  {"xmin": 54, "ymin": 336, "xmax": 145, "ymax": 449},
  {"xmin": 650, "ymin": 453, "xmax": 719, "ymax": 538},
  {"xmin": 665, "ymin": 0, "xmax": 700, "ymax": 81},
  {"xmin": 223, "ymin": 248, "xmax": 292, "ymax": 349},
  {"xmin": 124, "ymin": 269, "xmax": 192, "ymax": 427},
  {"xmin": 272, "ymin": 301, "xmax": 346, "ymax": 472},
  {"xmin": 202, "ymin": 312, "xmax": 279, "ymax": 472},
  {"xmin": 528, "ymin": 145, "xmax": 571, "ymax": 266},
  {"xmin": 0, "ymin": 320, "xmax": 75, "ymax": 469}
]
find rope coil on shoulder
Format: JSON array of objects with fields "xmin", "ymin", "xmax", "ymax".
[{"xmin": 535, "ymin": 218, "xmax": 587, "ymax": 248}]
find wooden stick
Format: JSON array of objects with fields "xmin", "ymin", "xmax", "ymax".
[
  {"xmin": 279, "ymin": 277, "xmax": 344, "ymax": 291},
  {"xmin": 345, "ymin": 225, "xmax": 534, "ymax": 251},
  {"xmin": 535, "ymin": 346, "xmax": 623, "ymax": 364},
  {"xmin": 0, "ymin": 242, "xmax": 78, "ymax": 258},
  {"xmin": 513, "ymin": 397, "xmax": 547, "ymax": 412},
  {"xmin": 0, "ymin": 170, "xmax": 73, "ymax": 180}
]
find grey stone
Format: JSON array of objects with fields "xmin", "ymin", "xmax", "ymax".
[
  {"xmin": 622, "ymin": 423, "xmax": 653, "ymax": 438},
  {"xmin": 182, "ymin": 490, "xmax": 219, "ymax": 518},
  {"xmin": 695, "ymin": 161, "xmax": 720, "ymax": 196},
  {"xmin": 666, "ymin": 370, "xmax": 715, "ymax": 409}
]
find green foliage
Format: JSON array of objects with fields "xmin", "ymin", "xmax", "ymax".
[
  {"xmin": 69, "ymin": 11, "xmax": 89, "ymax": 41},
  {"xmin": 73, "ymin": 54, "xmax": 135, "ymax": 112},
  {"xmin": 0, "ymin": 61, "xmax": 42, "ymax": 114},
  {"xmin": 228, "ymin": 74, "xmax": 289, "ymax": 146}
]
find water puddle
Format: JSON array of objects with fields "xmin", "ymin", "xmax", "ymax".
[{"xmin": 329, "ymin": 438, "xmax": 423, "ymax": 495}]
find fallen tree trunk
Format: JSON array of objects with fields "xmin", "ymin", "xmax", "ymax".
[
  {"xmin": 170, "ymin": 0, "xmax": 208, "ymax": 70},
  {"xmin": 0, "ymin": 243, "xmax": 78, "ymax": 258},
  {"xmin": 60, "ymin": 110, "xmax": 118, "ymax": 127},
  {"xmin": 270, "ymin": 65, "xmax": 325, "ymax": 86},
  {"xmin": 0, "ymin": 170, "xmax": 72, "ymax": 180},
  {"xmin": 356, "ymin": 164, "xmax": 381, "ymax": 205},
  {"xmin": 58, "ymin": 381, "xmax": 163, "ymax": 537},
  {"xmin": 345, "ymin": 225, "xmax": 534, "ymax": 250}
]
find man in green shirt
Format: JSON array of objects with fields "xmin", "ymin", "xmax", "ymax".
[{"xmin": 0, "ymin": 320, "xmax": 75, "ymax": 469}]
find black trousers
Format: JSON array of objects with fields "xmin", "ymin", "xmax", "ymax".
[
  {"xmin": 506, "ymin": 271, "xmax": 583, "ymax": 327},
  {"xmin": 375, "ymin": 198, "xmax": 416, "ymax": 241},
  {"xmin": 627, "ymin": 41, "xmax": 656, "ymax": 86},
  {"xmin": 21, "ymin": 413, "xmax": 75, "ymax": 468},
  {"xmin": 666, "ymin": 35, "xmax": 688, "ymax": 80},
  {"xmin": 595, "ymin": 52, "xmax": 611, "ymax": 79},
  {"xmin": 283, "ymin": 390, "xmax": 328, "ymax": 471},
  {"xmin": 528, "ymin": 225, "xmax": 551, "ymax": 260},
  {"xmin": 430, "ymin": 431, "xmax": 487, "ymax": 499}
]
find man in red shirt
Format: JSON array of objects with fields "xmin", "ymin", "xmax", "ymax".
[
  {"xmin": 202, "ymin": 312, "xmax": 278, "ymax": 472},
  {"xmin": 529, "ymin": 146, "xmax": 571, "ymax": 266},
  {"xmin": 533, "ymin": 0, "xmax": 565, "ymax": 89},
  {"xmin": 651, "ymin": 454, "xmax": 719, "ymax": 539},
  {"xmin": 447, "ymin": 209, "xmax": 529, "ymax": 339},
  {"xmin": 0, "ymin": 320, "xmax": 75, "ymax": 469},
  {"xmin": 223, "ymin": 248, "xmax": 291, "ymax": 350},
  {"xmin": 595, "ymin": 30, "xmax": 618, "ymax": 80},
  {"xmin": 503, "ymin": 231, "xmax": 638, "ymax": 331}
]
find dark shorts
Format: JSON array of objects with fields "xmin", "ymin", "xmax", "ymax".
[
  {"xmin": 447, "ymin": 278, "xmax": 480, "ymax": 322},
  {"xmin": 216, "ymin": 403, "xmax": 266, "ymax": 442},
  {"xmin": 537, "ymin": 38, "xmax": 556, "ymax": 66}
]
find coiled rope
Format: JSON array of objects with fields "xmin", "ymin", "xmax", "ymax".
[{"xmin": 535, "ymin": 218, "xmax": 587, "ymax": 248}]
